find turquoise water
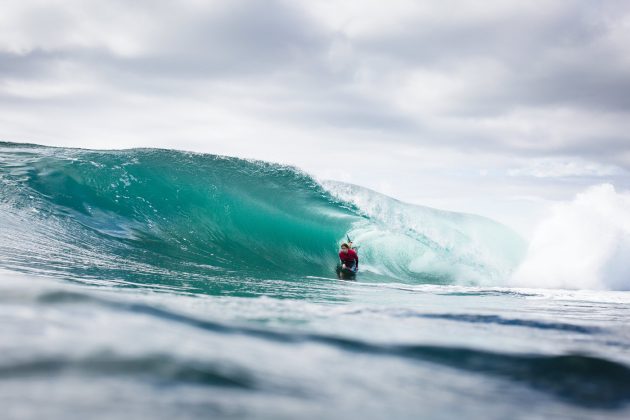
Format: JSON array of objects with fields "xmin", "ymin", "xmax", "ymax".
[{"xmin": 1, "ymin": 142, "xmax": 629, "ymax": 419}]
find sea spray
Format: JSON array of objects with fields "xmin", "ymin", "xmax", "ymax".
[{"xmin": 511, "ymin": 184, "xmax": 630, "ymax": 290}]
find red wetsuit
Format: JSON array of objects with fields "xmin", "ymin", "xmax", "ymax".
[{"xmin": 339, "ymin": 249, "xmax": 359, "ymax": 270}]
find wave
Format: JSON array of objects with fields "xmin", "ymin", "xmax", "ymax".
[
  {"xmin": 415, "ymin": 313, "xmax": 600, "ymax": 334},
  {"xmin": 338, "ymin": 307, "xmax": 601, "ymax": 334},
  {"xmin": 0, "ymin": 354, "xmax": 258, "ymax": 390},
  {"xmin": 0, "ymin": 142, "xmax": 525, "ymax": 286},
  {"xmin": 5, "ymin": 349, "xmax": 629, "ymax": 409},
  {"xmin": 12, "ymin": 288, "xmax": 630, "ymax": 409}
]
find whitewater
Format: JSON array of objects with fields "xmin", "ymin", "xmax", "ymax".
[{"xmin": 1, "ymin": 141, "xmax": 630, "ymax": 419}]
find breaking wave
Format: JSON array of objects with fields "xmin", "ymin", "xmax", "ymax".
[{"xmin": 0, "ymin": 142, "xmax": 525, "ymax": 287}]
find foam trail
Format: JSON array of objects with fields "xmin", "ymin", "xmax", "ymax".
[{"xmin": 511, "ymin": 184, "xmax": 630, "ymax": 290}]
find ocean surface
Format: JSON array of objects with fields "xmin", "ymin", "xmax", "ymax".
[{"xmin": 1, "ymin": 141, "xmax": 629, "ymax": 419}]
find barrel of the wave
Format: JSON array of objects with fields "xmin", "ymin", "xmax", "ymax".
[{"xmin": 336, "ymin": 240, "xmax": 359, "ymax": 280}]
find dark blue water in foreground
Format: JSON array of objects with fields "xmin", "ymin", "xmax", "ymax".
[{"xmin": 1, "ymin": 142, "xmax": 629, "ymax": 419}]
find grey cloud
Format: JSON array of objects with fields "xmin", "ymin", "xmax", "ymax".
[
  {"xmin": 353, "ymin": 1, "xmax": 630, "ymax": 114},
  {"xmin": 0, "ymin": 50, "xmax": 63, "ymax": 78},
  {"xmin": 361, "ymin": 4, "xmax": 605, "ymax": 68},
  {"xmin": 120, "ymin": 1, "xmax": 328, "ymax": 78},
  {"xmin": 1, "ymin": 0, "xmax": 330, "ymax": 79},
  {"xmin": 1, "ymin": 0, "xmax": 630, "ymax": 173}
]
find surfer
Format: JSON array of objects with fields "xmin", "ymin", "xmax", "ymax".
[{"xmin": 337, "ymin": 242, "xmax": 359, "ymax": 279}]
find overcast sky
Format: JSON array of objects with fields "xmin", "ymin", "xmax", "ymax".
[{"xmin": 2, "ymin": 0, "xmax": 630, "ymax": 235}]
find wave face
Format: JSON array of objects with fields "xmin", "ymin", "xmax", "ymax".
[{"xmin": 0, "ymin": 142, "xmax": 525, "ymax": 287}]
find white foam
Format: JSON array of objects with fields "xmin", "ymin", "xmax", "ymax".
[{"xmin": 510, "ymin": 184, "xmax": 630, "ymax": 291}]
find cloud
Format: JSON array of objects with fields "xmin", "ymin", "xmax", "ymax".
[{"xmin": 508, "ymin": 157, "xmax": 625, "ymax": 178}]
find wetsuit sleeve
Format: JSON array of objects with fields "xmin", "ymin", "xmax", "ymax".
[{"xmin": 351, "ymin": 250, "xmax": 358, "ymax": 268}]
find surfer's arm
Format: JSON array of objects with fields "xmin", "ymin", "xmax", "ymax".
[{"xmin": 350, "ymin": 250, "xmax": 359, "ymax": 269}]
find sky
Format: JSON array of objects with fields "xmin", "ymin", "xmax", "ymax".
[{"xmin": 2, "ymin": 0, "xmax": 630, "ymax": 236}]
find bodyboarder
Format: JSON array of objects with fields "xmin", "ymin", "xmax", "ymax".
[{"xmin": 336, "ymin": 242, "xmax": 359, "ymax": 279}]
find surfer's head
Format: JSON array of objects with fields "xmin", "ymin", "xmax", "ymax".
[{"xmin": 340, "ymin": 243, "xmax": 349, "ymax": 252}]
